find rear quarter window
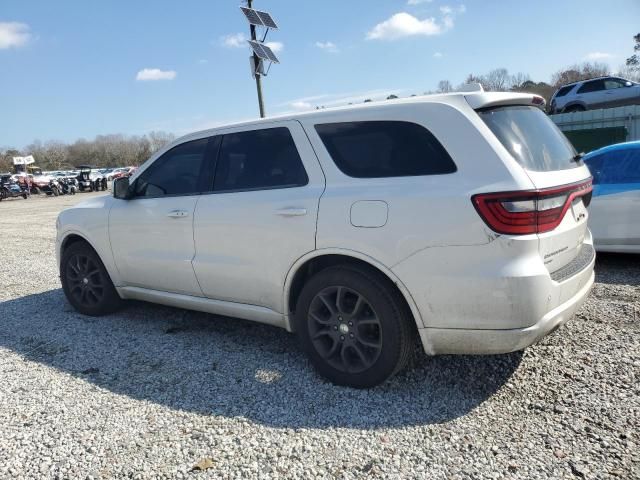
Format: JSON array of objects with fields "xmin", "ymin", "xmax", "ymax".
[
  {"xmin": 314, "ymin": 121, "xmax": 457, "ymax": 178},
  {"xmin": 479, "ymin": 106, "xmax": 579, "ymax": 172}
]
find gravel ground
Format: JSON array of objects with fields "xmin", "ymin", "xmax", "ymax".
[{"xmin": 0, "ymin": 192, "xmax": 638, "ymax": 480}]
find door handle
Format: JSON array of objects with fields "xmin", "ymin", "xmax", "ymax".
[
  {"xmin": 275, "ymin": 208, "xmax": 307, "ymax": 217},
  {"xmin": 167, "ymin": 209, "xmax": 189, "ymax": 218}
]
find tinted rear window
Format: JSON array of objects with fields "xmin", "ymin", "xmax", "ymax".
[
  {"xmin": 554, "ymin": 85, "xmax": 574, "ymax": 97},
  {"xmin": 314, "ymin": 121, "xmax": 456, "ymax": 178},
  {"xmin": 479, "ymin": 106, "xmax": 579, "ymax": 172}
]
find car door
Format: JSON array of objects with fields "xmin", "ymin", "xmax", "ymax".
[
  {"xmin": 576, "ymin": 79, "xmax": 606, "ymax": 109},
  {"xmin": 192, "ymin": 121, "xmax": 324, "ymax": 313},
  {"xmin": 601, "ymin": 78, "xmax": 632, "ymax": 108},
  {"xmin": 109, "ymin": 136, "xmax": 217, "ymax": 295}
]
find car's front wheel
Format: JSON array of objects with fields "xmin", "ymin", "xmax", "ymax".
[
  {"xmin": 295, "ymin": 265, "xmax": 415, "ymax": 388},
  {"xmin": 60, "ymin": 241, "xmax": 124, "ymax": 316}
]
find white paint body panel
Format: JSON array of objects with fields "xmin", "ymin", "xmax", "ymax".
[{"xmin": 56, "ymin": 92, "xmax": 596, "ymax": 356}]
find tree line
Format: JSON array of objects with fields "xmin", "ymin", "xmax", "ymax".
[{"xmin": 0, "ymin": 131, "xmax": 175, "ymax": 173}]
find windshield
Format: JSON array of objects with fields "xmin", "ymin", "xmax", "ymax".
[{"xmin": 479, "ymin": 105, "xmax": 579, "ymax": 172}]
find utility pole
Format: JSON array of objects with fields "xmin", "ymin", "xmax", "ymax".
[{"xmin": 247, "ymin": 0, "xmax": 266, "ymax": 118}]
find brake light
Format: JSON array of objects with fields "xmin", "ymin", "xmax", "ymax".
[{"xmin": 472, "ymin": 179, "xmax": 592, "ymax": 235}]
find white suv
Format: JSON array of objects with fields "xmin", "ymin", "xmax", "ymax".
[
  {"xmin": 550, "ymin": 76, "xmax": 640, "ymax": 113},
  {"xmin": 57, "ymin": 91, "xmax": 595, "ymax": 388}
]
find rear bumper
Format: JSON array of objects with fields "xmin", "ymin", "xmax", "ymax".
[{"xmin": 418, "ymin": 269, "xmax": 594, "ymax": 355}]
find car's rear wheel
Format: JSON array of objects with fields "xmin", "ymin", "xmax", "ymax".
[
  {"xmin": 60, "ymin": 241, "xmax": 124, "ymax": 316},
  {"xmin": 565, "ymin": 104, "xmax": 585, "ymax": 113},
  {"xmin": 295, "ymin": 265, "xmax": 414, "ymax": 388}
]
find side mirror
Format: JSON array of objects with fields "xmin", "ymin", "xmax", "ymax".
[{"xmin": 113, "ymin": 177, "xmax": 131, "ymax": 200}]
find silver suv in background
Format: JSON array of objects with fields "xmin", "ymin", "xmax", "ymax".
[{"xmin": 550, "ymin": 76, "xmax": 640, "ymax": 113}]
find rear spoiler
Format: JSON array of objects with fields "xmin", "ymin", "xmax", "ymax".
[{"xmin": 465, "ymin": 92, "xmax": 546, "ymax": 110}]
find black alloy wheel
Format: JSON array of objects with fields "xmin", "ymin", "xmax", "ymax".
[
  {"xmin": 296, "ymin": 265, "xmax": 415, "ymax": 388},
  {"xmin": 60, "ymin": 242, "xmax": 123, "ymax": 316},
  {"xmin": 308, "ymin": 286, "xmax": 383, "ymax": 374}
]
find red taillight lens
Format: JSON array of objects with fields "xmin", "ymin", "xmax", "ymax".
[{"xmin": 472, "ymin": 179, "xmax": 592, "ymax": 235}]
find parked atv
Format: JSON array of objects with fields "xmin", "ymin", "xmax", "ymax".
[
  {"xmin": 0, "ymin": 174, "xmax": 28, "ymax": 201},
  {"xmin": 76, "ymin": 166, "xmax": 98, "ymax": 192},
  {"xmin": 59, "ymin": 177, "xmax": 78, "ymax": 195}
]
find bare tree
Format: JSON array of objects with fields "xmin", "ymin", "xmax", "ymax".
[
  {"xmin": 551, "ymin": 62, "xmax": 609, "ymax": 87},
  {"xmin": 510, "ymin": 72, "xmax": 531, "ymax": 90},
  {"xmin": 617, "ymin": 64, "xmax": 640, "ymax": 82},
  {"xmin": 483, "ymin": 68, "xmax": 511, "ymax": 91},
  {"xmin": 437, "ymin": 80, "xmax": 453, "ymax": 93}
]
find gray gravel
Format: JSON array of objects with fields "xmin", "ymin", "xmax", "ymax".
[{"xmin": 0, "ymin": 192, "xmax": 638, "ymax": 480}]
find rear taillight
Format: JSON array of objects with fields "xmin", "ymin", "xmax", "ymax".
[{"xmin": 472, "ymin": 179, "xmax": 592, "ymax": 235}]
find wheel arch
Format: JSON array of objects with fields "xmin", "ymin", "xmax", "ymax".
[
  {"xmin": 58, "ymin": 230, "xmax": 122, "ymax": 286},
  {"xmin": 283, "ymin": 249, "xmax": 424, "ymax": 332},
  {"xmin": 562, "ymin": 101, "xmax": 587, "ymax": 112}
]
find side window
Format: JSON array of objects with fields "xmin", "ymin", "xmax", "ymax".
[
  {"xmin": 134, "ymin": 137, "xmax": 210, "ymax": 198},
  {"xmin": 213, "ymin": 127, "xmax": 308, "ymax": 192},
  {"xmin": 604, "ymin": 78, "xmax": 626, "ymax": 90},
  {"xmin": 577, "ymin": 80, "xmax": 605, "ymax": 94},
  {"xmin": 314, "ymin": 121, "xmax": 457, "ymax": 178},
  {"xmin": 555, "ymin": 85, "xmax": 574, "ymax": 97}
]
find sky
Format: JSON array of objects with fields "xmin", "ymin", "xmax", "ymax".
[{"xmin": 1, "ymin": 0, "xmax": 639, "ymax": 148}]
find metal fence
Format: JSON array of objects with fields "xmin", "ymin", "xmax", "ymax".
[{"xmin": 550, "ymin": 105, "xmax": 640, "ymax": 152}]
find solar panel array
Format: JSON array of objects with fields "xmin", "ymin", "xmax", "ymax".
[
  {"xmin": 256, "ymin": 10, "xmax": 278, "ymax": 29},
  {"xmin": 240, "ymin": 7, "xmax": 278, "ymax": 29},
  {"xmin": 248, "ymin": 40, "xmax": 280, "ymax": 63}
]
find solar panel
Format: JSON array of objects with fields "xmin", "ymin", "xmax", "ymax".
[
  {"xmin": 248, "ymin": 40, "xmax": 280, "ymax": 63},
  {"xmin": 240, "ymin": 7, "xmax": 264, "ymax": 26},
  {"xmin": 256, "ymin": 10, "xmax": 278, "ymax": 29}
]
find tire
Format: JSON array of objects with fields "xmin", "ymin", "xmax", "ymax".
[
  {"xmin": 60, "ymin": 241, "xmax": 124, "ymax": 316},
  {"xmin": 565, "ymin": 105, "xmax": 585, "ymax": 113},
  {"xmin": 22, "ymin": 193, "xmax": 27, "ymax": 199},
  {"xmin": 52, "ymin": 187, "xmax": 59, "ymax": 197},
  {"xmin": 295, "ymin": 265, "xmax": 415, "ymax": 388}
]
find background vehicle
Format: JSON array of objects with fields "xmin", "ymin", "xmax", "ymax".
[
  {"xmin": 76, "ymin": 166, "xmax": 99, "ymax": 191},
  {"xmin": 583, "ymin": 141, "xmax": 640, "ymax": 253},
  {"xmin": 550, "ymin": 76, "xmax": 640, "ymax": 113},
  {"xmin": 57, "ymin": 91, "xmax": 595, "ymax": 388},
  {"xmin": 0, "ymin": 173, "xmax": 28, "ymax": 201}
]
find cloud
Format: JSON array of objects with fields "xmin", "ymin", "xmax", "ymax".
[
  {"xmin": 0, "ymin": 22, "xmax": 32, "ymax": 49},
  {"xmin": 291, "ymin": 101, "xmax": 314, "ymax": 110},
  {"xmin": 264, "ymin": 41, "xmax": 283, "ymax": 53},
  {"xmin": 315, "ymin": 41, "xmax": 339, "ymax": 53},
  {"xmin": 221, "ymin": 32, "xmax": 247, "ymax": 48},
  {"xmin": 407, "ymin": 0, "xmax": 433, "ymax": 4},
  {"xmin": 433, "ymin": 52, "xmax": 443, "ymax": 58},
  {"xmin": 584, "ymin": 52, "xmax": 614, "ymax": 61},
  {"xmin": 197, "ymin": 59, "xmax": 208, "ymax": 65},
  {"xmin": 366, "ymin": 12, "xmax": 450, "ymax": 40},
  {"xmin": 136, "ymin": 68, "xmax": 177, "ymax": 81}
]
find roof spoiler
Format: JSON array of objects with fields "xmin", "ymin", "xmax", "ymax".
[{"xmin": 465, "ymin": 92, "xmax": 546, "ymax": 110}]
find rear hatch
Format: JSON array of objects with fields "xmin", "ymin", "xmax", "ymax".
[{"xmin": 475, "ymin": 102, "xmax": 593, "ymax": 276}]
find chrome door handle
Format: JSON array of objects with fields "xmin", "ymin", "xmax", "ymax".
[
  {"xmin": 275, "ymin": 208, "xmax": 307, "ymax": 217},
  {"xmin": 167, "ymin": 209, "xmax": 189, "ymax": 218}
]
